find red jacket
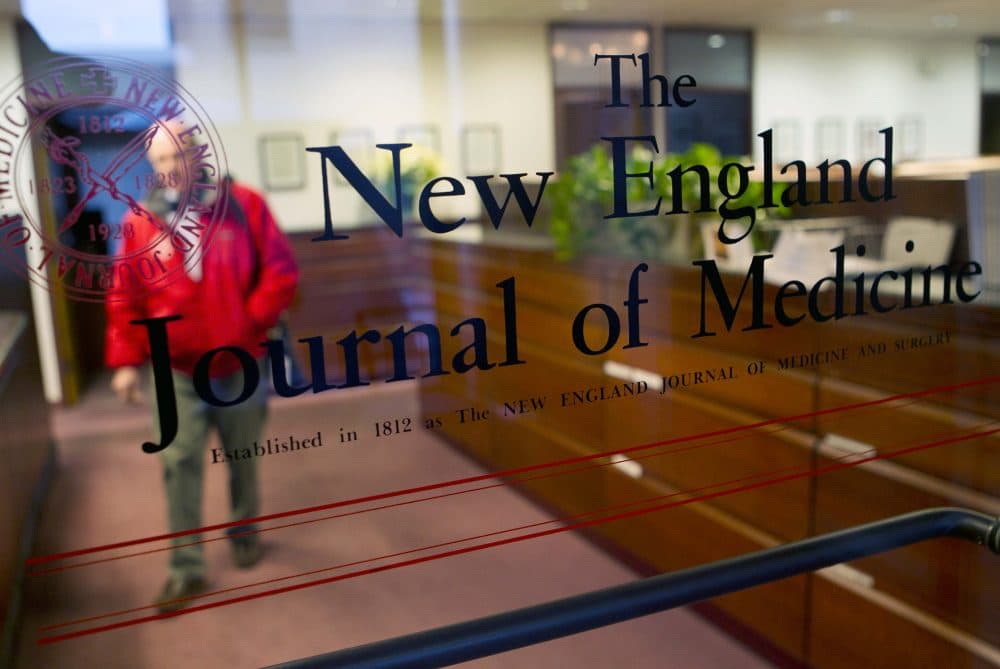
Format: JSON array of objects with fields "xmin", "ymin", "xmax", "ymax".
[{"xmin": 105, "ymin": 181, "xmax": 299, "ymax": 377}]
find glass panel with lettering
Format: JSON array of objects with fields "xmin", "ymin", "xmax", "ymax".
[{"xmin": 0, "ymin": 2, "xmax": 995, "ymax": 668}]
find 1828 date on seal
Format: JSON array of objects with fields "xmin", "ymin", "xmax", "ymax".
[{"xmin": 0, "ymin": 56, "xmax": 227, "ymax": 302}]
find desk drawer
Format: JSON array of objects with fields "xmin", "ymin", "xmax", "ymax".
[
  {"xmin": 814, "ymin": 451, "xmax": 1000, "ymax": 646},
  {"xmin": 816, "ymin": 377, "xmax": 1000, "ymax": 494},
  {"xmin": 810, "ymin": 573, "xmax": 999, "ymax": 669},
  {"xmin": 598, "ymin": 468, "xmax": 808, "ymax": 662},
  {"xmin": 603, "ymin": 390, "xmax": 813, "ymax": 542}
]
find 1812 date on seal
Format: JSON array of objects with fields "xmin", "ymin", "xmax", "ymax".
[{"xmin": 0, "ymin": 56, "xmax": 227, "ymax": 302}]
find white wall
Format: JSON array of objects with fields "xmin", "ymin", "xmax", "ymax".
[
  {"xmin": 421, "ymin": 22, "xmax": 555, "ymax": 180},
  {"xmin": 753, "ymin": 32, "xmax": 979, "ymax": 164},
  {"xmin": 173, "ymin": 9, "xmax": 555, "ymax": 232},
  {"xmin": 173, "ymin": 12, "xmax": 985, "ymax": 231}
]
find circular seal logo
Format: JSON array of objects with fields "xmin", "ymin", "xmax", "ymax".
[{"xmin": 0, "ymin": 56, "xmax": 228, "ymax": 302}]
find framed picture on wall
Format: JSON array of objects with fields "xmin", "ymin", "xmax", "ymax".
[
  {"xmin": 397, "ymin": 124, "xmax": 440, "ymax": 152},
  {"xmin": 461, "ymin": 124, "xmax": 501, "ymax": 174},
  {"xmin": 329, "ymin": 128, "xmax": 374, "ymax": 185},
  {"xmin": 258, "ymin": 133, "xmax": 306, "ymax": 191},
  {"xmin": 770, "ymin": 119, "xmax": 801, "ymax": 163},
  {"xmin": 815, "ymin": 117, "xmax": 845, "ymax": 160},
  {"xmin": 856, "ymin": 118, "xmax": 885, "ymax": 161}
]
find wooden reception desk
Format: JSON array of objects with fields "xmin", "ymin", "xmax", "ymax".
[
  {"xmin": 410, "ymin": 234, "xmax": 999, "ymax": 669},
  {"xmin": 284, "ymin": 221, "xmax": 998, "ymax": 667}
]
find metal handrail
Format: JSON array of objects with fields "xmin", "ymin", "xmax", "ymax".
[{"xmin": 269, "ymin": 507, "xmax": 1000, "ymax": 669}]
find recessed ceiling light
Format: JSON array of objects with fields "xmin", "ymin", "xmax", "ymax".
[
  {"xmin": 631, "ymin": 31, "xmax": 648, "ymax": 50},
  {"xmin": 931, "ymin": 14, "xmax": 958, "ymax": 28},
  {"xmin": 824, "ymin": 8, "xmax": 853, "ymax": 24},
  {"xmin": 707, "ymin": 33, "xmax": 726, "ymax": 49},
  {"xmin": 551, "ymin": 42, "xmax": 567, "ymax": 59}
]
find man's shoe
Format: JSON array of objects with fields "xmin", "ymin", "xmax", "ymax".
[
  {"xmin": 231, "ymin": 538, "xmax": 262, "ymax": 569},
  {"xmin": 154, "ymin": 576, "xmax": 207, "ymax": 614}
]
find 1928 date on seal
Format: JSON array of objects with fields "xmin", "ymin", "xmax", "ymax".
[{"xmin": 0, "ymin": 56, "xmax": 227, "ymax": 302}]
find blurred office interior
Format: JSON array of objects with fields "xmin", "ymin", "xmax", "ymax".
[{"xmin": 0, "ymin": 1, "xmax": 998, "ymax": 667}]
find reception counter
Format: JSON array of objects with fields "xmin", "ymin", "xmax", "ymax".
[
  {"xmin": 407, "ymin": 233, "xmax": 999, "ymax": 668},
  {"xmin": 280, "ymin": 218, "xmax": 997, "ymax": 666}
]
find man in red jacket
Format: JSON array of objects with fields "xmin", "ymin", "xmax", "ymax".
[{"xmin": 105, "ymin": 121, "xmax": 298, "ymax": 612}]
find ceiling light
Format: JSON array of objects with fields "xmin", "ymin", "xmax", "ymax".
[
  {"xmin": 824, "ymin": 9, "xmax": 853, "ymax": 24},
  {"xmin": 707, "ymin": 33, "xmax": 726, "ymax": 49},
  {"xmin": 931, "ymin": 14, "xmax": 958, "ymax": 28}
]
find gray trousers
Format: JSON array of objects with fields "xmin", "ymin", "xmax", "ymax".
[{"xmin": 153, "ymin": 362, "xmax": 268, "ymax": 581}]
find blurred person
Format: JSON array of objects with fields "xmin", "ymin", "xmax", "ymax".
[{"xmin": 104, "ymin": 120, "xmax": 299, "ymax": 612}]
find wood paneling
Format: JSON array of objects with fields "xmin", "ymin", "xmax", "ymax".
[
  {"xmin": 286, "ymin": 226, "xmax": 433, "ymax": 382},
  {"xmin": 605, "ymin": 390, "xmax": 813, "ymax": 542},
  {"xmin": 598, "ymin": 470, "xmax": 809, "ymax": 661},
  {"xmin": 813, "ymin": 454, "xmax": 1000, "ymax": 646},
  {"xmin": 414, "ymin": 235, "xmax": 999, "ymax": 668},
  {"xmin": 810, "ymin": 575, "xmax": 998, "ymax": 669},
  {"xmin": 815, "ymin": 377, "xmax": 1000, "ymax": 494}
]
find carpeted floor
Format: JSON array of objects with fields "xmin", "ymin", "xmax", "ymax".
[{"xmin": 15, "ymin": 378, "xmax": 774, "ymax": 668}]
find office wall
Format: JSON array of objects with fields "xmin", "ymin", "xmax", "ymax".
[
  {"xmin": 0, "ymin": 16, "xmax": 60, "ymax": 401},
  {"xmin": 173, "ymin": 12, "xmax": 983, "ymax": 231},
  {"xmin": 0, "ymin": 14, "xmax": 55, "ymax": 655},
  {"xmin": 173, "ymin": 11, "xmax": 555, "ymax": 232},
  {"xmin": 753, "ymin": 31, "xmax": 979, "ymax": 163}
]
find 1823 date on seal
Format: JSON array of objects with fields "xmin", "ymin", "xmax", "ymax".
[{"xmin": 0, "ymin": 56, "xmax": 228, "ymax": 302}]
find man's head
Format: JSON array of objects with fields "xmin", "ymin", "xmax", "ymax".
[{"xmin": 146, "ymin": 120, "xmax": 196, "ymax": 194}]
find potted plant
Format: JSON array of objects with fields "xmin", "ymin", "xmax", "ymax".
[
  {"xmin": 547, "ymin": 142, "xmax": 788, "ymax": 262},
  {"xmin": 373, "ymin": 144, "xmax": 445, "ymax": 218}
]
